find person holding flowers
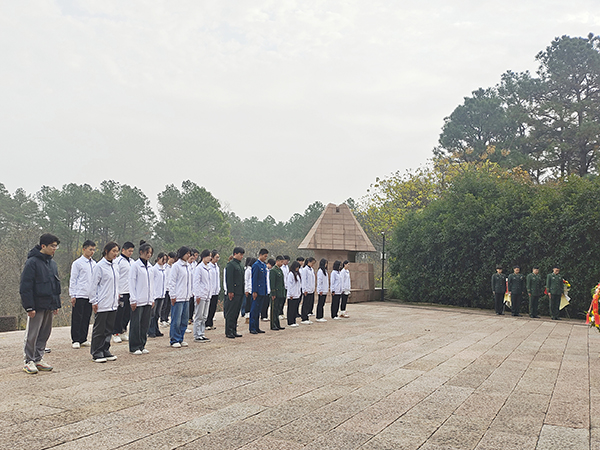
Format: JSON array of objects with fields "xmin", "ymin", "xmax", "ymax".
[
  {"xmin": 491, "ymin": 265, "xmax": 507, "ymax": 315},
  {"xmin": 546, "ymin": 266, "xmax": 564, "ymax": 320},
  {"xmin": 508, "ymin": 266, "xmax": 526, "ymax": 317}
]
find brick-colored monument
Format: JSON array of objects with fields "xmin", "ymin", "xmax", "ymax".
[{"xmin": 298, "ymin": 203, "xmax": 378, "ymax": 302}]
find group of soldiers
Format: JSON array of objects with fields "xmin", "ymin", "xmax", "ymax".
[{"xmin": 491, "ymin": 265, "xmax": 566, "ymax": 320}]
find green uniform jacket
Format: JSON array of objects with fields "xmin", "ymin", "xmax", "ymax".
[
  {"xmin": 269, "ymin": 265, "xmax": 286, "ymax": 298},
  {"xmin": 491, "ymin": 273, "xmax": 507, "ymax": 293},
  {"xmin": 546, "ymin": 273, "xmax": 564, "ymax": 296},
  {"xmin": 508, "ymin": 273, "xmax": 526, "ymax": 294},
  {"xmin": 526, "ymin": 273, "xmax": 544, "ymax": 296},
  {"xmin": 225, "ymin": 258, "xmax": 245, "ymax": 296}
]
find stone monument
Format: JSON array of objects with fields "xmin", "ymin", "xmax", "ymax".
[{"xmin": 298, "ymin": 203, "xmax": 378, "ymax": 302}]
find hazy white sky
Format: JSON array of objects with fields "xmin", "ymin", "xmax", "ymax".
[{"xmin": 1, "ymin": 1, "xmax": 598, "ymax": 221}]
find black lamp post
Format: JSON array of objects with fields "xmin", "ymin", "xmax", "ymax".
[{"xmin": 381, "ymin": 231, "xmax": 385, "ymax": 302}]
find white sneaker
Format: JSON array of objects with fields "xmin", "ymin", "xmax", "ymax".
[
  {"xmin": 35, "ymin": 359, "xmax": 53, "ymax": 371},
  {"xmin": 316, "ymin": 318, "xmax": 327, "ymax": 322},
  {"xmin": 132, "ymin": 350, "xmax": 143, "ymax": 355},
  {"xmin": 206, "ymin": 326, "xmax": 212, "ymax": 330},
  {"xmin": 81, "ymin": 342, "xmax": 90, "ymax": 347},
  {"xmin": 308, "ymin": 313, "xmax": 314, "ymax": 316},
  {"xmin": 112, "ymin": 335, "xmax": 122, "ymax": 343},
  {"xmin": 72, "ymin": 342, "xmax": 80, "ymax": 349},
  {"xmin": 185, "ymin": 329, "xmax": 192, "ymax": 333},
  {"xmin": 181, "ymin": 341, "xmax": 189, "ymax": 347},
  {"xmin": 23, "ymin": 361, "xmax": 38, "ymax": 374},
  {"xmin": 300, "ymin": 320, "xmax": 311, "ymax": 325},
  {"xmin": 141, "ymin": 349, "xmax": 149, "ymax": 354},
  {"xmin": 279, "ymin": 315, "xmax": 285, "ymax": 320},
  {"xmin": 290, "ymin": 323, "xmax": 299, "ymax": 327},
  {"xmin": 171, "ymin": 342, "xmax": 181, "ymax": 348},
  {"xmin": 340, "ymin": 311, "xmax": 349, "ymax": 318},
  {"xmin": 105, "ymin": 355, "xmax": 117, "ymax": 361},
  {"xmin": 333, "ymin": 316, "xmax": 341, "ymax": 320},
  {"xmin": 93, "ymin": 357, "xmax": 107, "ymax": 363},
  {"xmin": 121, "ymin": 334, "xmax": 129, "ymax": 341},
  {"xmin": 261, "ymin": 318, "xmax": 269, "ymax": 322}
]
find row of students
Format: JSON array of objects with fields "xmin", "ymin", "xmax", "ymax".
[{"xmin": 72, "ymin": 240, "xmax": 353, "ymax": 360}]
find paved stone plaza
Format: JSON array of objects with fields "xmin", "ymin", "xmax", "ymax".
[{"xmin": 1, "ymin": 302, "xmax": 598, "ymax": 450}]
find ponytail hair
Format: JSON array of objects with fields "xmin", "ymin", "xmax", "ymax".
[
  {"xmin": 103, "ymin": 242, "xmax": 120, "ymax": 257},
  {"xmin": 332, "ymin": 260, "xmax": 341, "ymax": 272},
  {"xmin": 176, "ymin": 246, "xmax": 191, "ymax": 261}
]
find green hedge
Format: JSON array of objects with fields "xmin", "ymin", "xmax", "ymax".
[{"xmin": 389, "ymin": 169, "xmax": 600, "ymax": 319}]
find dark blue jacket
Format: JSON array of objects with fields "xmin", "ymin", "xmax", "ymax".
[{"xmin": 251, "ymin": 259, "xmax": 268, "ymax": 296}]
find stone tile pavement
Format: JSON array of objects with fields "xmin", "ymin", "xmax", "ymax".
[{"xmin": 1, "ymin": 302, "xmax": 598, "ymax": 450}]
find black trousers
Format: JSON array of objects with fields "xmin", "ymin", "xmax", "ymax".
[
  {"xmin": 148, "ymin": 297, "xmax": 164, "ymax": 336},
  {"xmin": 316, "ymin": 294, "xmax": 327, "ymax": 319},
  {"xmin": 224, "ymin": 293, "xmax": 243, "ymax": 337},
  {"xmin": 287, "ymin": 298, "xmax": 300, "ymax": 325},
  {"xmin": 260, "ymin": 294, "xmax": 270, "ymax": 319},
  {"xmin": 341, "ymin": 293, "xmax": 349, "ymax": 311},
  {"xmin": 71, "ymin": 297, "xmax": 93, "ymax": 344},
  {"xmin": 188, "ymin": 296, "xmax": 195, "ymax": 322},
  {"xmin": 129, "ymin": 304, "xmax": 152, "ymax": 352},
  {"xmin": 91, "ymin": 310, "xmax": 117, "ymax": 359},
  {"xmin": 160, "ymin": 292, "xmax": 171, "ymax": 322},
  {"xmin": 206, "ymin": 294, "xmax": 219, "ymax": 328},
  {"xmin": 113, "ymin": 293, "xmax": 131, "ymax": 334},
  {"xmin": 301, "ymin": 293, "xmax": 315, "ymax": 321},
  {"xmin": 494, "ymin": 292, "xmax": 505, "ymax": 314},
  {"xmin": 271, "ymin": 297, "xmax": 284, "ymax": 329},
  {"xmin": 331, "ymin": 294, "xmax": 341, "ymax": 318}
]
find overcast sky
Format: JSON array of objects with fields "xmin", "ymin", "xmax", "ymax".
[{"xmin": 1, "ymin": 1, "xmax": 598, "ymax": 221}]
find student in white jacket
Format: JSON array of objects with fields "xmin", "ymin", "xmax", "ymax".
[
  {"xmin": 168, "ymin": 246, "xmax": 193, "ymax": 348},
  {"xmin": 128, "ymin": 242, "xmax": 154, "ymax": 355},
  {"xmin": 192, "ymin": 250, "xmax": 212, "ymax": 342},
  {"xmin": 340, "ymin": 260, "xmax": 351, "ymax": 318},
  {"xmin": 300, "ymin": 257, "xmax": 316, "ymax": 324},
  {"xmin": 89, "ymin": 242, "xmax": 121, "ymax": 363},
  {"xmin": 149, "ymin": 252, "xmax": 168, "ymax": 338},
  {"xmin": 69, "ymin": 239, "xmax": 97, "ymax": 348},
  {"xmin": 330, "ymin": 260, "xmax": 342, "ymax": 320},
  {"xmin": 242, "ymin": 257, "xmax": 255, "ymax": 320},
  {"xmin": 286, "ymin": 261, "xmax": 302, "ymax": 327},
  {"xmin": 315, "ymin": 258, "xmax": 329, "ymax": 322},
  {"xmin": 112, "ymin": 241, "xmax": 135, "ymax": 343},
  {"xmin": 205, "ymin": 250, "xmax": 220, "ymax": 330}
]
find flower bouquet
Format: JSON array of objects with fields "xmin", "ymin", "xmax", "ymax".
[
  {"xmin": 587, "ymin": 283, "xmax": 600, "ymax": 332},
  {"xmin": 560, "ymin": 280, "xmax": 571, "ymax": 310}
]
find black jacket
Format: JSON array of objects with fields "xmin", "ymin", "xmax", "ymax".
[{"xmin": 20, "ymin": 245, "xmax": 62, "ymax": 311}]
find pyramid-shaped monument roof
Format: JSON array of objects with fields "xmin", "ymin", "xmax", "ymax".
[{"xmin": 298, "ymin": 203, "xmax": 376, "ymax": 252}]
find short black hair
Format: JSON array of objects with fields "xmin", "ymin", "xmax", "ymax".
[
  {"xmin": 283, "ymin": 255, "xmax": 290, "ymax": 261},
  {"xmin": 168, "ymin": 251, "xmax": 177, "ymax": 259},
  {"xmin": 40, "ymin": 233, "xmax": 60, "ymax": 246},
  {"xmin": 82, "ymin": 240, "xmax": 96, "ymax": 248},
  {"xmin": 533, "ymin": 266, "xmax": 539, "ymax": 270},
  {"xmin": 306, "ymin": 257, "xmax": 316, "ymax": 264},
  {"xmin": 276, "ymin": 255, "xmax": 284, "ymax": 261},
  {"xmin": 233, "ymin": 247, "xmax": 245, "ymax": 255},
  {"xmin": 156, "ymin": 252, "xmax": 167, "ymax": 261},
  {"xmin": 191, "ymin": 248, "xmax": 199, "ymax": 255},
  {"xmin": 513, "ymin": 265, "xmax": 520, "ymax": 269},
  {"xmin": 296, "ymin": 256, "xmax": 304, "ymax": 262},
  {"xmin": 259, "ymin": 248, "xmax": 269, "ymax": 256},
  {"xmin": 103, "ymin": 242, "xmax": 120, "ymax": 257},
  {"xmin": 496, "ymin": 265, "xmax": 503, "ymax": 270},
  {"xmin": 267, "ymin": 258, "xmax": 276, "ymax": 266},
  {"xmin": 122, "ymin": 241, "xmax": 135, "ymax": 250}
]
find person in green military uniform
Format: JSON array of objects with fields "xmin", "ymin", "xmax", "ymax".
[
  {"xmin": 224, "ymin": 247, "xmax": 245, "ymax": 338},
  {"xmin": 526, "ymin": 266, "xmax": 543, "ymax": 318},
  {"xmin": 546, "ymin": 265, "xmax": 564, "ymax": 320},
  {"xmin": 508, "ymin": 266, "xmax": 526, "ymax": 317},
  {"xmin": 491, "ymin": 265, "xmax": 507, "ymax": 315},
  {"xmin": 269, "ymin": 256, "xmax": 286, "ymax": 331}
]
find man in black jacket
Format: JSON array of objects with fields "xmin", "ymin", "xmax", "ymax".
[
  {"xmin": 224, "ymin": 247, "xmax": 245, "ymax": 339},
  {"xmin": 20, "ymin": 233, "xmax": 61, "ymax": 374}
]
